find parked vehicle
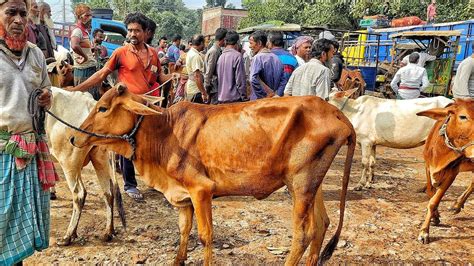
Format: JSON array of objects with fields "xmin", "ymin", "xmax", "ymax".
[{"xmin": 53, "ymin": 9, "xmax": 127, "ymax": 56}]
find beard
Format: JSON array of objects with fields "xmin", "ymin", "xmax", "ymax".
[
  {"xmin": 0, "ymin": 23, "xmax": 28, "ymax": 52},
  {"xmin": 43, "ymin": 15, "xmax": 55, "ymax": 29},
  {"xmin": 30, "ymin": 15, "xmax": 41, "ymax": 25}
]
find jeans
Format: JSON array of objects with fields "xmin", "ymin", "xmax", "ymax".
[{"xmin": 119, "ymin": 156, "xmax": 137, "ymax": 191}]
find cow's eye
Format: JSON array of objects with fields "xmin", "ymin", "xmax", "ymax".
[
  {"xmin": 459, "ymin": 115, "xmax": 468, "ymax": 121},
  {"xmin": 98, "ymin": 107, "xmax": 108, "ymax": 113}
]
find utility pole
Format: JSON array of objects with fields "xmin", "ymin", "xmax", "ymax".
[{"xmin": 62, "ymin": 0, "xmax": 66, "ymax": 23}]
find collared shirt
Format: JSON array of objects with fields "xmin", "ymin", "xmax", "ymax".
[
  {"xmin": 284, "ymin": 58, "xmax": 331, "ymax": 100},
  {"xmin": 105, "ymin": 43, "xmax": 161, "ymax": 95},
  {"xmin": 70, "ymin": 26, "xmax": 96, "ymax": 69},
  {"xmin": 452, "ymin": 56, "xmax": 474, "ymax": 98},
  {"xmin": 204, "ymin": 43, "xmax": 221, "ymax": 94},
  {"xmin": 250, "ymin": 48, "xmax": 286, "ymax": 99},
  {"xmin": 271, "ymin": 47, "xmax": 298, "ymax": 96},
  {"xmin": 390, "ymin": 63, "xmax": 430, "ymax": 99},
  {"xmin": 0, "ymin": 43, "xmax": 51, "ymax": 136},
  {"xmin": 167, "ymin": 43, "xmax": 180, "ymax": 63},
  {"xmin": 185, "ymin": 47, "xmax": 205, "ymax": 96},
  {"xmin": 402, "ymin": 52, "xmax": 436, "ymax": 67},
  {"xmin": 216, "ymin": 47, "xmax": 247, "ymax": 103},
  {"xmin": 295, "ymin": 55, "xmax": 306, "ymax": 67}
]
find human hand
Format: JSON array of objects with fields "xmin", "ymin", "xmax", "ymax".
[
  {"xmin": 76, "ymin": 55, "xmax": 88, "ymax": 64},
  {"xmin": 202, "ymin": 93, "xmax": 209, "ymax": 103},
  {"xmin": 38, "ymin": 88, "xmax": 52, "ymax": 109}
]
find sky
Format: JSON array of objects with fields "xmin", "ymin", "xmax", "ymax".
[
  {"xmin": 48, "ymin": 0, "xmax": 242, "ymax": 23},
  {"xmin": 183, "ymin": 0, "xmax": 242, "ymax": 9}
]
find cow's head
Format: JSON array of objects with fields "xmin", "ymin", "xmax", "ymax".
[
  {"xmin": 328, "ymin": 88, "xmax": 359, "ymax": 110},
  {"xmin": 417, "ymin": 98, "xmax": 474, "ymax": 158},
  {"xmin": 57, "ymin": 60, "xmax": 74, "ymax": 87},
  {"xmin": 70, "ymin": 83, "xmax": 162, "ymax": 158}
]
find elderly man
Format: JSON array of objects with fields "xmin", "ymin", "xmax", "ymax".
[
  {"xmin": 391, "ymin": 53, "xmax": 430, "ymax": 99},
  {"xmin": 452, "ymin": 43, "xmax": 474, "ymax": 98},
  {"xmin": 204, "ymin": 27, "xmax": 227, "ymax": 104},
  {"xmin": 290, "ymin": 35, "xmax": 313, "ymax": 66},
  {"xmin": 37, "ymin": 2, "xmax": 54, "ymax": 58},
  {"xmin": 249, "ymin": 30, "xmax": 286, "ymax": 99},
  {"xmin": 284, "ymin": 38, "xmax": 334, "ymax": 100},
  {"xmin": 0, "ymin": 0, "xmax": 58, "ymax": 264},
  {"xmin": 70, "ymin": 4, "xmax": 98, "ymax": 99}
]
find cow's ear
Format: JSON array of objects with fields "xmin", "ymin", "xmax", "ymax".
[
  {"xmin": 122, "ymin": 100, "xmax": 162, "ymax": 116},
  {"xmin": 141, "ymin": 95, "xmax": 164, "ymax": 105},
  {"xmin": 417, "ymin": 106, "xmax": 454, "ymax": 120},
  {"xmin": 116, "ymin": 83, "xmax": 127, "ymax": 95}
]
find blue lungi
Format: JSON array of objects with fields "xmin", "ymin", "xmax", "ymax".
[{"xmin": 0, "ymin": 153, "xmax": 50, "ymax": 265}]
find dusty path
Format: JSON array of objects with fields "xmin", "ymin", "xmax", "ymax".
[{"xmin": 27, "ymin": 146, "xmax": 474, "ymax": 264}]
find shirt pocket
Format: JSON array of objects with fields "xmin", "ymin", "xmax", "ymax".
[{"xmin": 27, "ymin": 63, "xmax": 43, "ymax": 89}]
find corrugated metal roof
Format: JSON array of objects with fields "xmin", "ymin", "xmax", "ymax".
[{"xmin": 390, "ymin": 30, "xmax": 462, "ymax": 38}]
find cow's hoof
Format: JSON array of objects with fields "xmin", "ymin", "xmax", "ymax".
[
  {"xmin": 364, "ymin": 183, "xmax": 373, "ymax": 189},
  {"xmin": 430, "ymin": 216, "xmax": 441, "ymax": 226},
  {"xmin": 417, "ymin": 231, "xmax": 430, "ymax": 244},
  {"xmin": 173, "ymin": 258, "xmax": 186, "ymax": 266},
  {"xmin": 354, "ymin": 185, "xmax": 363, "ymax": 191},
  {"xmin": 101, "ymin": 233, "xmax": 113, "ymax": 242},
  {"xmin": 57, "ymin": 237, "xmax": 72, "ymax": 246},
  {"xmin": 449, "ymin": 205, "xmax": 462, "ymax": 214}
]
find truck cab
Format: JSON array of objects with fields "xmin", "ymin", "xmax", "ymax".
[{"xmin": 54, "ymin": 9, "xmax": 127, "ymax": 56}]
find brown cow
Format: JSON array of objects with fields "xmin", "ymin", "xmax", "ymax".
[
  {"xmin": 70, "ymin": 84, "xmax": 356, "ymax": 265},
  {"xmin": 416, "ymin": 98, "xmax": 474, "ymax": 244}
]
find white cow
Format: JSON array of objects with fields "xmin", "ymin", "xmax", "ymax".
[
  {"xmin": 46, "ymin": 87, "xmax": 125, "ymax": 245},
  {"xmin": 329, "ymin": 90, "xmax": 453, "ymax": 190}
]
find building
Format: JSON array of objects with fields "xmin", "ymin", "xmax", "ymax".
[{"xmin": 202, "ymin": 6, "xmax": 248, "ymax": 36}]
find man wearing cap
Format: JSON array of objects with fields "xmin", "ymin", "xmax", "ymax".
[
  {"xmin": 0, "ymin": 0, "xmax": 58, "ymax": 264},
  {"xmin": 70, "ymin": 3, "xmax": 98, "ymax": 99},
  {"xmin": 290, "ymin": 35, "xmax": 313, "ymax": 67}
]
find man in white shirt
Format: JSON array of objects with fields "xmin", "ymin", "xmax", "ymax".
[
  {"xmin": 401, "ymin": 50, "xmax": 436, "ymax": 67},
  {"xmin": 391, "ymin": 53, "xmax": 430, "ymax": 99},
  {"xmin": 284, "ymin": 38, "xmax": 334, "ymax": 100},
  {"xmin": 452, "ymin": 44, "xmax": 474, "ymax": 98}
]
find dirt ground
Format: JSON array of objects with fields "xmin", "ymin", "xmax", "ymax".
[{"xmin": 26, "ymin": 145, "xmax": 473, "ymax": 265}]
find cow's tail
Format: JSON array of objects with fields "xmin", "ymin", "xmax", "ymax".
[
  {"xmin": 109, "ymin": 152, "xmax": 126, "ymax": 229},
  {"xmin": 318, "ymin": 127, "xmax": 355, "ymax": 265}
]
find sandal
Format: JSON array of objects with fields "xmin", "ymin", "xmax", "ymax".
[{"xmin": 125, "ymin": 188, "xmax": 144, "ymax": 201}]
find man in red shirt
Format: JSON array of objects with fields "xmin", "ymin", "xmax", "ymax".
[
  {"xmin": 68, "ymin": 12, "xmax": 175, "ymax": 200},
  {"xmin": 426, "ymin": 0, "xmax": 437, "ymax": 24}
]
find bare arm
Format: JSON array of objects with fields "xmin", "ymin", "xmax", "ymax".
[{"xmin": 70, "ymin": 36, "xmax": 87, "ymax": 59}]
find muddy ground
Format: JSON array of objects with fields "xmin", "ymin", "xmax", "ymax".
[{"xmin": 27, "ymin": 146, "xmax": 473, "ymax": 265}]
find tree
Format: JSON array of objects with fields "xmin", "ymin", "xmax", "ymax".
[
  {"xmin": 239, "ymin": 0, "xmax": 473, "ymax": 30},
  {"xmin": 226, "ymin": 3, "xmax": 236, "ymax": 9},
  {"xmin": 206, "ymin": 0, "xmax": 227, "ymax": 7}
]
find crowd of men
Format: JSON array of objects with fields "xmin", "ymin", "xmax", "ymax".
[{"xmin": 1, "ymin": 0, "xmax": 474, "ymax": 264}]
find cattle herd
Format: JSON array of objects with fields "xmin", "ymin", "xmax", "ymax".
[{"xmin": 44, "ymin": 84, "xmax": 473, "ymax": 264}]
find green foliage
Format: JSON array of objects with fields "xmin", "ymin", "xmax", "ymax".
[
  {"xmin": 206, "ymin": 0, "xmax": 227, "ymax": 7},
  {"xmin": 70, "ymin": 0, "xmax": 200, "ymax": 42},
  {"xmin": 240, "ymin": 0, "xmax": 473, "ymax": 30}
]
